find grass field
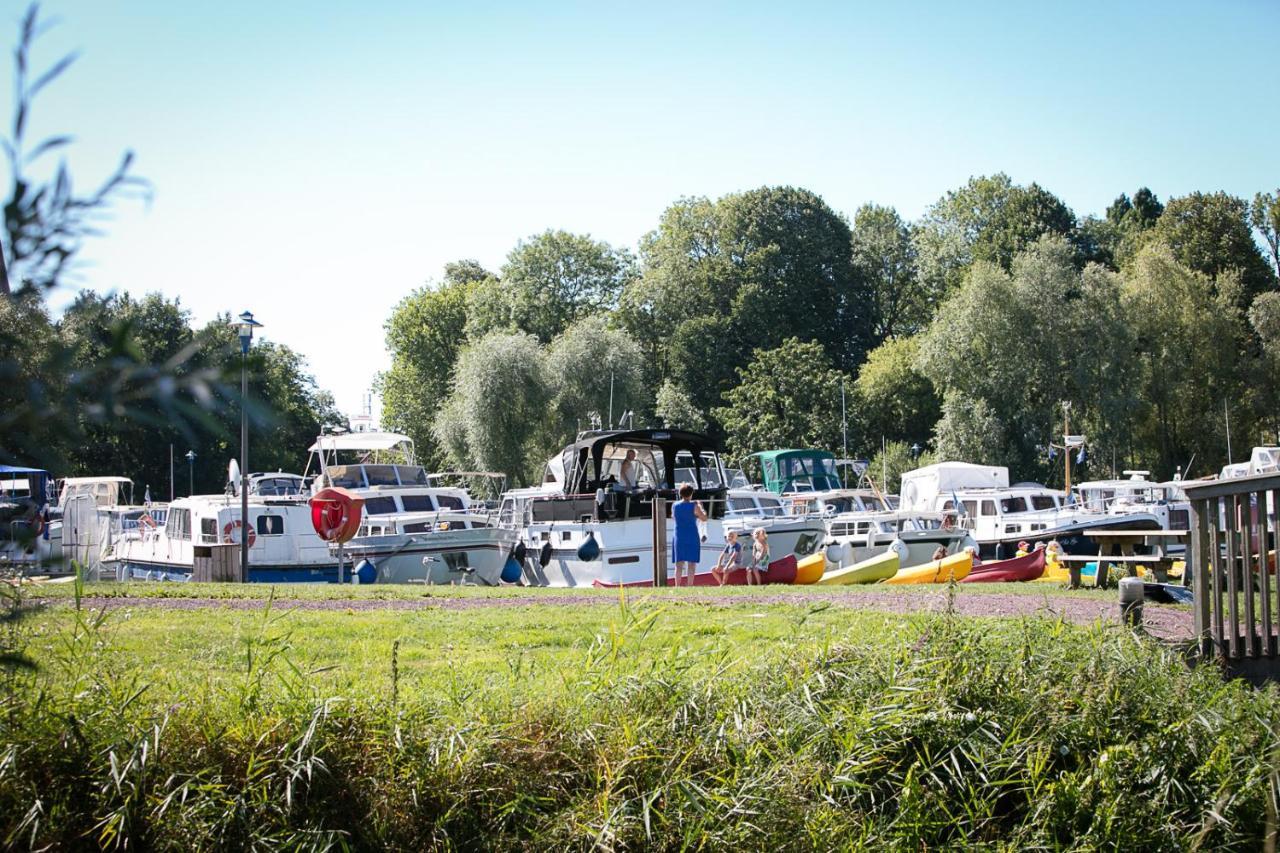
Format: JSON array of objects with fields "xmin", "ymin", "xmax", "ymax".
[{"xmin": 0, "ymin": 580, "xmax": 1274, "ymax": 850}]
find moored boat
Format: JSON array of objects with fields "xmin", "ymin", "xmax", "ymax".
[
  {"xmin": 816, "ymin": 548, "xmax": 899, "ymax": 585},
  {"xmin": 960, "ymin": 549, "xmax": 1046, "ymax": 583},
  {"xmin": 882, "ymin": 551, "xmax": 973, "ymax": 585}
]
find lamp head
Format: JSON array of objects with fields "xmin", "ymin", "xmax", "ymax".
[
  {"xmin": 185, "ymin": 450, "xmax": 196, "ymax": 462},
  {"xmin": 231, "ymin": 310, "xmax": 263, "ymax": 353}
]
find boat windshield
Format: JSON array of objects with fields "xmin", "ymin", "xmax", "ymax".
[
  {"xmin": 327, "ymin": 464, "xmax": 428, "ymax": 489},
  {"xmin": 780, "ymin": 456, "xmax": 837, "ymax": 491}
]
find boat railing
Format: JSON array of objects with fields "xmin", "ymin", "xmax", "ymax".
[{"xmin": 1184, "ymin": 471, "xmax": 1280, "ymax": 669}]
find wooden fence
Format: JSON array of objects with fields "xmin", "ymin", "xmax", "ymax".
[{"xmin": 1184, "ymin": 472, "xmax": 1280, "ymax": 665}]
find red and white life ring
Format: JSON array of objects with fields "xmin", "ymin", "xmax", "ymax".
[
  {"xmin": 309, "ymin": 487, "xmax": 364, "ymax": 544},
  {"xmin": 222, "ymin": 519, "xmax": 256, "ymax": 548}
]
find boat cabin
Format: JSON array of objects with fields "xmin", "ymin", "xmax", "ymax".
[
  {"xmin": 531, "ymin": 429, "xmax": 728, "ymax": 523},
  {"xmin": 57, "ymin": 476, "xmax": 134, "ymax": 509},
  {"xmin": 748, "ymin": 449, "xmax": 842, "ymax": 494}
]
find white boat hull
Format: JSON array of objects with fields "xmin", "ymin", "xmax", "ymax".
[{"xmin": 341, "ymin": 527, "xmax": 518, "ymax": 586}]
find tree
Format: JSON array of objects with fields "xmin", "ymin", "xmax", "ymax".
[
  {"xmin": 867, "ymin": 440, "xmax": 935, "ymax": 494},
  {"xmin": 1, "ymin": 4, "xmax": 147, "ymax": 295},
  {"xmin": 855, "ymin": 335, "xmax": 940, "ymax": 446},
  {"xmin": 913, "ymin": 174, "xmax": 1078, "ymax": 299},
  {"xmin": 1082, "ymin": 187, "xmax": 1165, "ymax": 269},
  {"xmin": 713, "ymin": 338, "xmax": 853, "ymax": 462},
  {"xmin": 621, "ymin": 186, "xmax": 873, "ymax": 419},
  {"xmin": 654, "ymin": 380, "xmax": 706, "ymax": 432},
  {"xmin": 1251, "ymin": 191, "xmax": 1280, "ymax": 279},
  {"xmin": 932, "ymin": 391, "xmax": 1009, "ymax": 465},
  {"xmin": 850, "ymin": 204, "xmax": 927, "ymax": 338},
  {"xmin": 543, "ymin": 315, "xmax": 644, "ymax": 446},
  {"xmin": 434, "ymin": 331, "xmax": 549, "ymax": 485},
  {"xmin": 488, "ymin": 230, "xmax": 636, "ymax": 344},
  {"xmin": 1149, "ymin": 191, "xmax": 1275, "ymax": 302},
  {"xmin": 1122, "ymin": 243, "xmax": 1246, "ymax": 475},
  {"xmin": 380, "ymin": 278, "xmax": 473, "ymax": 469}
]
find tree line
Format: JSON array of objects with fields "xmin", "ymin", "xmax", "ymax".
[{"xmin": 382, "ymin": 179, "xmax": 1280, "ymax": 490}]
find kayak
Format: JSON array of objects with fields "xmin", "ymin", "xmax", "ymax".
[
  {"xmin": 593, "ymin": 554, "xmax": 799, "ymax": 587},
  {"xmin": 794, "ymin": 552, "xmax": 825, "ymax": 584},
  {"xmin": 961, "ymin": 550, "xmax": 1045, "ymax": 583},
  {"xmin": 817, "ymin": 549, "xmax": 899, "ymax": 585},
  {"xmin": 882, "ymin": 551, "xmax": 973, "ymax": 585}
]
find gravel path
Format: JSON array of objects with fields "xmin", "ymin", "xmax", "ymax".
[{"xmin": 52, "ymin": 589, "xmax": 1194, "ymax": 641}]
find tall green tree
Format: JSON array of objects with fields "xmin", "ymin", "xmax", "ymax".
[
  {"xmin": 433, "ymin": 331, "xmax": 550, "ymax": 485},
  {"xmin": 713, "ymin": 338, "xmax": 853, "ymax": 462},
  {"xmin": 1251, "ymin": 190, "xmax": 1280, "ymax": 280},
  {"xmin": 654, "ymin": 380, "xmax": 706, "ymax": 432},
  {"xmin": 380, "ymin": 277, "xmax": 473, "ymax": 469},
  {"xmin": 855, "ymin": 335, "xmax": 940, "ymax": 447},
  {"xmin": 543, "ymin": 315, "xmax": 644, "ymax": 445},
  {"xmin": 850, "ymin": 204, "xmax": 927, "ymax": 338},
  {"xmin": 1149, "ymin": 191, "xmax": 1275, "ymax": 303},
  {"xmin": 474, "ymin": 230, "xmax": 636, "ymax": 344}
]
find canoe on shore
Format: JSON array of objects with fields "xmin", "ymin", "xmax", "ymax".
[
  {"xmin": 817, "ymin": 549, "xmax": 899, "ymax": 585},
  {"xmin": 882, "ymin": 551, "xmax": 973, "ymax": 585},
  {"xmin": 593, "ymin": 554, "xmax": 799, "ymax": 588},
  {"xmin": 794, "ymin": 552, "xmax": 825, "ymax": 584},
  {"xmin": 961, "ymin": 550, "xmax": 1046, "ymax": 583}
]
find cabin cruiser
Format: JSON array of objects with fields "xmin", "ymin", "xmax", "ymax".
[
  {"xmin": 746, "ymin": 449, "xmax": 973, "ymax": 568},
  {"xmin": 1075, "ymin": 472, "xmax": 1191, "ymax": 532},
  {"xmin": 105, "ymin": 471, "xmax": 337, "ymax": 582},
  {"xmin": 503, "ymin": 429, "xmax": 730, "ymax": 586},
  {"xmin": 306, "ymin": 432, "xmax": 517, "ymax": 585},
  {"xmin": 0, "ymin": 466, "xmax": 59, "ymax": 571},
  {"xmin": 900, "ymin": 461, "xmax": 1159, "ymax": 558},
  {"xmin": 53, "ymin": 476, "xmax": 169, "ymax": 576}
]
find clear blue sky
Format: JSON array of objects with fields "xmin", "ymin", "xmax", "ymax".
[{"xmin": 13, "ymin": 0, "xmax": 1278, "ymax": 417}]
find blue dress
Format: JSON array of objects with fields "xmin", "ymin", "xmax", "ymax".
[{"xmin": 671, "ymin": 500, "xmax": 701, "ymax": 564}]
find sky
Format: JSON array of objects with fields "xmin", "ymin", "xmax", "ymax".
[{"xmin": 12, "ymin": 0, "xmax": 1279, "ymax": 418}]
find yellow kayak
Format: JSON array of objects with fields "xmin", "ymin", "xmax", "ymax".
[
  {"xmin": 882, "ymin": 551, "xmax": 973, "ymax": 585},
  {"xmin": 1034, "ymin": 554, "xmax": 1072, "ymax": 583},
  {"xmin": 818, "ymin": 549, "xmax": 899, "ymax": 585},
  {"xmin": 794, "ymin": 552, "xmax": 825, "ymax": 584}
]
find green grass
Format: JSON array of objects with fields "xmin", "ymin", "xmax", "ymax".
[{"xmin": 0, "ymin": 582, "xmax": 1272, "ymax": 850}]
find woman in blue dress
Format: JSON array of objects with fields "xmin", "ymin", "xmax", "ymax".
[{"xmin": 671, "ymin": 483, "xmax": 707, "ymax": 587}]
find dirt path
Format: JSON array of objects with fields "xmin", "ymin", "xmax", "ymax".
[{"xmin": 54, "ymin": 589, "xmax": 1195, "ymax": 641}]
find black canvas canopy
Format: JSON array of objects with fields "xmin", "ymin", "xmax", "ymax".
[{"xmin": 563, "ymin": 429, "xmax": 722, "ymax": 494}]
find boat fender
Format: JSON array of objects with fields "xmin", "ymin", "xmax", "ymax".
[
  {"xmin": 355, "ymin": 559, "xmax": 377, "ymax": 585},
  {"xmin": 825, "ymin": 542, "xmax": 848, "ymax": 567},
  {"xmin": 513, "ymin": 542, "xmax": 527, "ymax": 564},
  {"xmin": 889, "ymin": 539, "xmax": 909, "ymax": 564},
  {"xmin": 539, "ymin": 541, "xmax": 552, "ymax": 568},
  {"xmin": 501, "ymin": 556, "xmax": 523, "ymax": 584},
  {"xmin": 577, "ymin": 531, "xmax": 601, "ymax": 562},
  {"xmin": 222, "ymin": 519, "xmax": 256, "ymax": 548}
]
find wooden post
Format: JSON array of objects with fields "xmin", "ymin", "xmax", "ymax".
[{"xmin": 652, "ymin": 497, "xmax": 667, "ymax": 587}]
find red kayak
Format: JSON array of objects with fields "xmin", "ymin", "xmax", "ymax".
[
  {"xmin": 960, "ymin": 550, "xmax": 1045, "ymax": 583},
  {"xmin": 593, "ymin": 554, "xmax": 799, "ymax": 588}
]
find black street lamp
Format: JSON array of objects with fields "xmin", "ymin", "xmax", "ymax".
[
  {"xmin": 231, "ymin": 310, "xmax": 262, "ymax": 576},
  {"xmin": 185, "ymin": 450, "xmax": 196, "ymax": 496}
]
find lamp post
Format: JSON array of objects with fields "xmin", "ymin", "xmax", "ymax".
[
  {"xmin": 185, "ymin": 450, "xmax": 196, "ymax": 496},
  {"xmin": 231, "ymin": 310, "xmax": 262, "ymax": 577}
]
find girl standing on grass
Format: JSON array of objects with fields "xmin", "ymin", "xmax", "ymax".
[
  {"xmin": 671, "ymin": 483, "xmax": 707, "ymax": 587},
  {"xmin": 747, "ymin": 527, "xmax": 770, "ymax": 586}
]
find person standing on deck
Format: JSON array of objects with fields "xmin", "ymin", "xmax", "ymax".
[{"xmin": 671, "ymin": 483, "xmax": 707, "ymax": 587}]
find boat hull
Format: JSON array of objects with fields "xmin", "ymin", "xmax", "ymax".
[
  {"xmin": 961, "ymin": 550, "xmax": 1046, "ymax": 583},
  {"xmin": 817, "ymin": 549, "xmax": 899, "ymax": 585},
  {"xmin": 593, "ymin": 555, "xmax": 799, "ymax": 587},
  {"xmin": 341, "ymin": 527, "xmax": 518, "ymax": 586},
  {"xmin": 883, "ymin": 551, "xmax": 973, "ymax": 584}
]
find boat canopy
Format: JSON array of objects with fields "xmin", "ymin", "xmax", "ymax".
[
  {"xmin": 0, "ymin": 466, "xmax": 50, "ymax": 505},
  {"xmin": 899, "ymin": 462, "xmax": 1009, "ymax": 511},
  {"xmin": 561, "ymin": 429, "xmax": 722, "ymax": 494},
  {"xmin": 748, "ymin": 449, "xmax": 842, "ymax": 495},
  {"xmin": 307, "ymin": 432, "xmax": 414, "ymax": 455}
]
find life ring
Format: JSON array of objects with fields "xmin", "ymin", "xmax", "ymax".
[
  {"xmin": 223, "ymin": 519, "xmax": 256, "ymax": 548},
  {"xmin": 309, "ymin": 487, "xmax": 364, "ymax": 544}
]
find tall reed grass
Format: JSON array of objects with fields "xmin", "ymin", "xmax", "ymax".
[{"xmin": 0, "ymin": 588, "xmax": 1275, "ymax": 850}]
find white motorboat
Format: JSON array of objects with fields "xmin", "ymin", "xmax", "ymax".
[
  {"xmin": 900, "ymin": 461, "xmax": 1159, "ymax": 559},
  {"xmin": 502, "ymin": 429, "xmax": 731, "ymax": 586},
  {"xmin": 722, "ymin": 488, "xmax": 825, "ymax": 562},
  {"xmin": 306, "ymin": 432, "xmax": 518, "ymax": 585},
  {"xmin": 0, "ymin": 466, "xmax": 59, "ymax": 571}
]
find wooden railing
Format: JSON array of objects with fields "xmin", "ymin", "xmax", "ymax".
[{"xmin": 1184, "ymin": 472, "xmax": 1280, "ymax": 661}]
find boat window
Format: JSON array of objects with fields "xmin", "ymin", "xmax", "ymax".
[
  {"xmin": 395, "ymin": 466, "xmax": 428, "ymax": 485},
  {"xmin": 364, "ymin": 465, "xmax": 400, "ymax": 486},
  {"xmin": 364, "ymin": 497, "xmax": 397, "ymax": 515},
  {"xmin": 962, "ymin": 500, "xmax": 978, "ymax": 517},
  {"xmin": 980, "ymin": 500, "xmax": 997, "ymax": 516},
  {"xmin": 256, "ymin": 515, "xmax": 284, "ymax": 536},
  {"xmin": 999, "ymin": 497, "xmax": 1027, "ymax": 513},
  {"xmin": 436, "ymin": 494, "xmax": 465, "ymax": 510},
  {"xmin": 759, "ymin": 497, "xmax": 784, "ymax": 517},
  {"xmin": 200, "ymin": 517, "xmax": 217, "ymax": 542},
  {"xmin": 327, "ymin": 465, "xmax": 364, "ymax": 489},
  {"xmin": 729, "ymin": 497, "xmax": 756, "ymax": 513},
  {"xmin": 1005, "ymin": 524, "xmax": 1021, "ymax": 534},
  {"xmin": 403, "ymin": 521, "xmax": 433, "ymax": 533},
  {"xmin": 1030, "ymin": 495, "xmax": 1056, "ymax": 511},
  {"xmin": 401, "ymin": 495, "xmax": 436, "ymax": 512},
  {"xmin": 168, "ymin": 509, "xmax": 190, "ymax": 541}
]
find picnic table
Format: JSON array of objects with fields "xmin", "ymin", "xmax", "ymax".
[{"xmin": 1058, "ymin": 529, "xmax": 1187, "ymax": 588}]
